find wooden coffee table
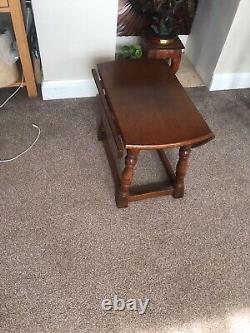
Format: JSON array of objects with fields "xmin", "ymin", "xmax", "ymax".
[{"xmin": 92, "ymin": 60, "xmax": 214, "ymax": 208}]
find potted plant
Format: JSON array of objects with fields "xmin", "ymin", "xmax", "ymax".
[
  {"xmin": 117, "ymin": 44, "xmax": 144, "ymax": 59},
  {"xmin": 142, "ymin": 0, "xmax": 187, "ymax": 45},
  {"xmin": 118, "ymin": 0, "xmax": 188, "ymax": 44}
]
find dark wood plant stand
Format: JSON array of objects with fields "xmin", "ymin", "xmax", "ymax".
[
  {"xmin": 93, "ymin": 60, "xmax": 214, "ymax": 208},
  {"xmin": 143, "ymin": 36, "xmax": 185, "ymax": 74}
]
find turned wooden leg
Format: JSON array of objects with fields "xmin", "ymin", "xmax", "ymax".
[
  {"xmin": 174, "ymin": 146, "xmax": 191, "ymax": 198},
  {"xmin": 97, "ymin": 122, "xmax": 105, "ymax": 141},
  {"xmin": 116, "ymin": 149, "xmax": 139, "ymax": 208},
  {"xmin": 170, "ymin": 52, "xmax": 182, "ymax": 74}
]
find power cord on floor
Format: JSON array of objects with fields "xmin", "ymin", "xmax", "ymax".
[
  {"xmin": 0, "ymin": 77, "xmax": 40, "ymax": 163},
  {"xmin": 0, "ymin": 123, "xmax": 41, "ymax": 163},
  {"xmin": 0, "ymin": 76, "xmax": 25, "ymax": 109},
  {"xmin": 0, "ymin": 16, "xmax": 40, "ymax": 162}
]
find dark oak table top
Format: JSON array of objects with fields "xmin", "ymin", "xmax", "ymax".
[{"xmin": 97, "ymin": 60, "xmax": 214, "ymax": 149}]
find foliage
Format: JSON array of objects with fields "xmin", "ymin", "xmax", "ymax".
[
  {"xmin": 117, "ymin": 45, "xmax": 144, "ymax": 59},
  {"xmin": 130, "ymin": 0, "xmax": 187, "ymax": 38}
]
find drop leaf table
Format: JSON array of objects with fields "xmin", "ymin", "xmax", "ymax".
[{"xmin": 92, "ymin": 60, "xmax": 214, "ymax": 208}]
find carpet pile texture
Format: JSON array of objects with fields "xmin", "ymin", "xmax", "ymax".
[{"xmin": 0, "ymin": 87, "xmax": 249, "ymax": 332}]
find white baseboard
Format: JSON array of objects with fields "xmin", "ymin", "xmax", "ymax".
[
  {"xmin": 178, "ymin": 35, "xmax": 188, "ymax": 47},
  {"xmin": 210, "ymin": 72, "xmax": 250, "ymax": 91},
  {"xmin": 41, "ymin": 78, "xmax": 98, "ymax": 100}
]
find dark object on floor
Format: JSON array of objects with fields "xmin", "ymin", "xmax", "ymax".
[{"xmin": 92, "ymin": 59, "xmax": 214, "ymax": 208}]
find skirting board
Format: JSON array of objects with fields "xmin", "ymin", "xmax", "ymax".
[
  {"xmin": 210, "ymin": 73, "xmax": 250, "ymax": 91},
  {"xmin": 42, "ymin": 79, "xmax": 98, "ymax": 100}
]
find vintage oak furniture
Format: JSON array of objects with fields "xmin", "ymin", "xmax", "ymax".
[
  {"xmin": 0, "ymin": 0, "xmax": 37, "ymax": 97},
  {"xmin": 92, "ymin": 60, "xmax": 214, "ymax": 208},
  {"xmin": 143, "ymin": 36, "xmax": 184, "ymax": 74}
]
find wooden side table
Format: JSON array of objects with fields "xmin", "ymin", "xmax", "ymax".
[
  {"xmin": 144, "ymin": 36, "xmax": 184, "ymax": 74},
  {"xmin": 92, "ymin": 60, "xmax": 214, "ymax": 208}
]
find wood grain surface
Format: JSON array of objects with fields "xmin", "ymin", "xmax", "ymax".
[{"xmin": 97, "ymin": 59, "xmax": 214, "ymax": 149}]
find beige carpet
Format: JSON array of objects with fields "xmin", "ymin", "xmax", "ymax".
[
  {"xmin": 176, "ymin": 55, "xmax": 205, "ymax": 88},
  {"xmin": 0, "ymin": 87, "xmax": 249, "ymax": 333}
]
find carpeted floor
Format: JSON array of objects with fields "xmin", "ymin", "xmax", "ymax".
[{"xmin": 0, "ymin": 87, "xmax": 249, "ymax": 333}]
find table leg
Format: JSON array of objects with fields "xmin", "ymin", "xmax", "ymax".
[
  {"xmin": 170, "ymin": 51, "xmax": 182, "ymax": 74},
  {"xmin": 97, "ymin": 121, "xmax": 105, "ymax": 141},
  {"xmin": 174, "ymin": 147, "xmax": 191, "ymax": 198},
  {"xmin": 116, "ymin": 149, "xmax": 139, "ymax": 208}
]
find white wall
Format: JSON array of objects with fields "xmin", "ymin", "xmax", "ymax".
[
  {"xmin": 210, "ymin": 0, "xmax": 250, "ymax": 90},
  {"xmin": 186, "ymin": 0, "xmax": 240, "ymax": 88},
  {"xmin": 32, "ymin": 0, "xmax": 118, "ymax": 99},
  {"xmin": 33, "ymin": 0, "xmax": 250, "ymax": 98}
]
